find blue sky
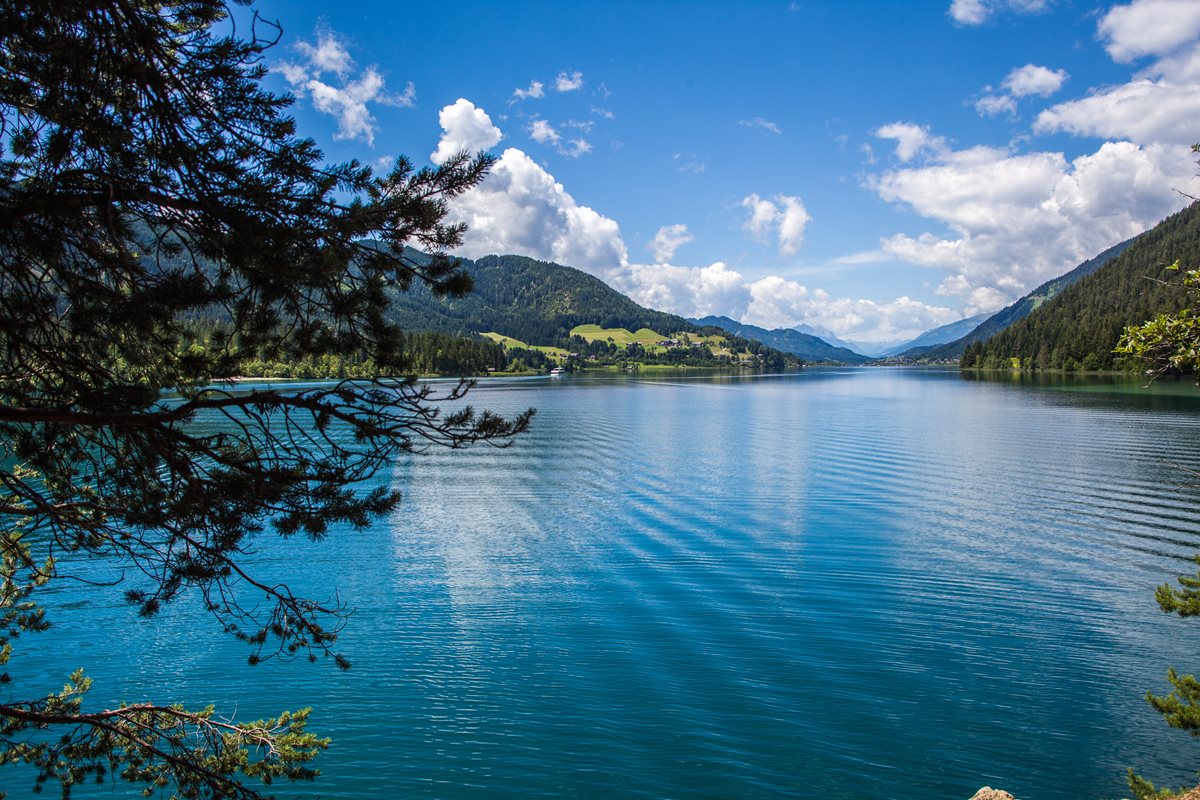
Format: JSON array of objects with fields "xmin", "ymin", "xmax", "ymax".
[{"xmin": 251, "ymin": 0, "xmax": 1200, "ymax": 342}]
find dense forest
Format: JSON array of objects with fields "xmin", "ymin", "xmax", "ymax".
[{"xmin": 962, "ymin": 202, "xmax": 1200, "ymax": 371}]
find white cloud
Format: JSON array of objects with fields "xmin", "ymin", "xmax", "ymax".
[
  {"xmin": 445, "ymin": 142, "xmax": 627, "ymax": 271},
  {"xmin": 513, "ymin": 80, "xmax": 545, "ymax": 100},
  {"xmin": 1034, "ymin": 78, "xmax": 1200, "ymax": 145},
  {"xmin": 431, "ymin": 99, "xmax": 503, "ymax": 165},
  {"xmin": 592, "ymin": 106, "xmax": 616, "ymax": 120},
  {"xmin": 555, "ymin": 71, "xmax": 584, "ymax": 92},
  {"xmin": 974, "ymin": 64, "xmax": 1066, "ymax": 118},
  {"xmin": 1003, "ymin": 63, "xmax": 1069, "ymax": 97},
  {"xmin": 740, "ymin": 194, "xmax": 811, "ymax": 257},
  {"xmin": 278, "ymin": 27, "xmax": 413, "ymax": 145},
  {"xmin": 739, "ymin": 117, "xmax": 782, "ymax": 134},
  {"xmin": 741, "ymin": 195, "xmax": 781, "ymax": 242},
  {"xmin": 526, "ymin": 119, "xmax": 592, "ymax": 158},
  {"xmin": 776, "ymin": 197, "xmax": 812, "ymax": 256},
  {"xmin": 744, "ymin": 278, "xmax": 959, "ymax": 341},
  {"xmin": 1034, "ymin": 3, "xmax": 1200, "ymax": 147},
  {"xmin": 564, "ymin": 119, "xmax": 596, "ymax": 133},
  {"xmin": 295, "ymin": 28, "xmax": 353, "ymax": 77},
  {"xmin": 975, "ymin": 94, "xmax": 1018, "ymax": 117},
  {"xmin": 616, "ymin": 262, "xmax": 752, "ymax": 320},
  {"xmin": 562, "ymin": 138, "xmax": 593, "ymax": 158},
  {"xmin": 648, "ymin": 224, "xmax": 694, "ymax": 263},
  {"xmin": 1099, "ymin": 0, "xmax": 1200, "ymax": 62},
  {"xmin": 875, "ymin": 122, "xmax": 947, "ymax": 162},
  {"xmin": 866, "ymin": 132, "xmax": 1193, "ymax": 311},
  {"xmin": 529, "ymin": 119, "xmax": 561, "ymax": 145},
  {"xmin": 949, "ymin": 0, "xmax": 989, "ymax": 24},
  {"xmin": 949, "ymin": 0, "xmax": 1049, "ymax": 25}
]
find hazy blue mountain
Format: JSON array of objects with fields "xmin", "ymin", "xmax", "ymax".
[
  {"xmin": 884, "ymin": 312, "xmax": 992, "ymax": 356},
  {"xmin": 793, "ymin": 323, "xmax": 860, "ymax": 353},
  {"xmin": 691, "ymin": 316, "xmax": 870, "ymax": 363}
]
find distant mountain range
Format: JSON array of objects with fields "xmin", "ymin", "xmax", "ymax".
[
  {"xmin": 892, "ymin": 313, "xmax": 991, "ymax": 356},
  {"xmin": 383, "ymin": 202, "xmax": 1195, "ymax": 374},
  {"xmin": 690, "ymin": 317, "xmax": 870, "ymax": 363}
]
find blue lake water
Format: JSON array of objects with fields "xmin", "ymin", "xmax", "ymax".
[{"xmin": 13, "ymin": 367, "xmax": 1200, "ymax": 799}]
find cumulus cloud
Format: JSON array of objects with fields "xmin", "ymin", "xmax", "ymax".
[
  {"xmin": 555, "ymin": 71, "xmax": 584, "ymax": 92},
  {"xmin": 513, "ymin": 80, "xmax": 545, "ymax": 100},
  {"xmin": 1035, "ymin": 2, "xmax": 1200, "ymax": 146},
  {"xmin": 529, "ymin": 119, "xmax": 560, "ymax": 146},
  {"xmin": 866, "ymin": 129, "xmax": 1192, "ymax": 311},
  {"xmin": 438, "ymin": 112, "xmax": 627, "ymax": 271},
  {"xmin": 526, "ymin": 119, "xmax": 592, "ymax": 158},
  {"xmin": 740, "ymin": 194, "xmax": 812, "ymax": 257},
  {"xmin": 1035, "ymin": 79, "xmax": 1200, "ymax": 144},
  {"xmin": 1003, "ymin": 63, "xmax": 1069, "ymax": 97},
  {"xmin": 875, "ymin": 122, "xmax": 947, "ymax": 162},
  {"xmin": 975, "ymin": 94, "xmax": 1018, "ymax": 117},
  {"xmin": 295, "ymin": 29, "xmax": 353, "ymax": 77},
  {"xmin": 1098, "ymin": 0, "xmax": 1200, "ymax": 62},
  {"xmin": 949, "ymin": 0, "xmax": 989, "ymax": 24},
  {"xmin": 739, "ymin": 117, "xmax": 783, "ymax": 134},
  {"xmin": 949, "ymin": 0, "xmax": 1049, "ymax": 25},
  {"xmin": 615, "ymin": 262, "xmax": 752, "ymax": 320},
  {"xmin": 975, "ymin": 64, "xmax": 1067, "ymax": 118},
  {"xmin": 277, "ymin": 27, "xmax": 413, "ymax": 145},
  {"xmin": 561, "ymin": 138, "xmax": 593, "ymax": 158},
  {"xmin": 430, "ymin": 99, "xmax": 503, "ymax": 165},
  {"xmin": 647, "ymin": 224, "xmax": 694, "ymax": 263}
]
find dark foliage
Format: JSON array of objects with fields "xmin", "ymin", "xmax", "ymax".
[{"xmin": 0, "ymin": 0, "xmax": 529, "ymax": 796}]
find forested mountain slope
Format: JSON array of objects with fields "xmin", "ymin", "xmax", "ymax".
[
  {"xmin": 387, "ymin": 253, "xmax": 696, "ymax": 343},
  {"xmin": 962, "ymin": 202, "xmax": 1200, "ymax": 371},
  {"xmin": 384, "ymin": 252, "xmax": 797, "ymax": 368},
  {"xmin": 907, "ymin": 236, "xmax": 1137, "ymax": 362}
]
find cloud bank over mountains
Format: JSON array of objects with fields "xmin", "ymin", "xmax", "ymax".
[
  {"xmin": 858, "ymin": 0, "xmax": 1197, "ymax": 318},
  {"xmin": 432, "ymin": 100, "xmax": 961, "ymax": 342},
  {"xmin": 282, "ymin": 1, "xmax": 1200, "ymax": 342}
]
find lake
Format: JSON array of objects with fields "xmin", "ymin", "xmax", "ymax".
[{"xmin": 15, "ymin": 367, "xmax": 1200, "ymax": 799}]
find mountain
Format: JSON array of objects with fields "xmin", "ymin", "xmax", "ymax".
[
  {"xmin": 387, "ymin": 252, "xmax": 696, "ymax": 343},
  {"xmin": 793, "ymin": 323, "xmax": 861, "ymax": 353},
  {"xmin": 903, "ymin": 234, "xmax": 1138, "ymax": 362},
  {"xmin": 691, "ymin": 316, "xmax": 870, "ymax": 363},
  {"xmin": 842, "ymin": 337, "xmax": 909, "ymax": 358},
  {"xmin": 963, "ymin": 202, "xmax": 1200, "ymax": 371},
  {"xmin": 885, "ymin": 312, "xmax": 992, "ymax": 356},
  {"xmin": 385, "ymin": 252, "xmax": 800, "ymax": 367}
]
